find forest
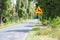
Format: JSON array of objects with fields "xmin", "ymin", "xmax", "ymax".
[{"xmin": 0, "ymin": 0, "xmax": 35, "ymax": 24}]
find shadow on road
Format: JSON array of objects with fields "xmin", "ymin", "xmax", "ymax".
[
  {"xmin": 5, "ymin": 29, "xmax": 30, "ymax": 33},
  {"xmin": 25, "ymin": 25, "xmax": 33, "ymax": 27}
]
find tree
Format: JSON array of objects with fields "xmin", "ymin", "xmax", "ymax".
[
  {"xmin": 2, "ymin": 0, "xmax": 13, "ymax": 23},
  {"xmin": 0, "ymin": 0, "xmax": 7, "ymax": 24},
  {"xmin": 16, "ymin": 0, "xmax": 34, "ymax": 19}
]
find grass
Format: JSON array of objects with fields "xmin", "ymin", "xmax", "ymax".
[
  {"xmin": 26, "ymin": 22, "xmax": 60, "ymax": 40},
  {"xmin": 0, "ymin": 18, "xmax": 29, "ymax": 29},
  {"xmin": 25, "ymin": 24, "xmax": 40, "ymax": 40},
  {"xmin": 49, "ymin": 28, "xmax": 60, "ymax": 40}
]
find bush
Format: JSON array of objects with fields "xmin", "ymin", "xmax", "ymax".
[
  {"xmin": 51, "ymin": 17, "xmax": 60, "ymax": 28},
  {"xmin": 41, "ymin": 19, "xmax": 51, "ymax": 26}
]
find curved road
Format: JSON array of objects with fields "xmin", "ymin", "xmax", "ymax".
[{"xmin": 0, "ymin": 19, "xmax": 38, "ymax": 40}]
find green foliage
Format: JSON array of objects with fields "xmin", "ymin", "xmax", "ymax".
[
  {"xmin": 0, "ymin": 0, "xmax": 35, "ymax": 24},
  {"xmin": 16, "ymin": 0, "xmax": 35, "ymax": 19},
  {"xmin": 37, "ymin": 0, "xmax": 60, "ymax": 19},
  {"xmin": 0, "ymin": 0, "xmax": 13, "ymax": 23},
  {"xmin": 51, "ymin": 17, "xmax": 60, "ymax": 28},
  {"xmin": 42, "ymin": 19, "xmax": 49, "ymax": 25},
  {"xmin": 37, "ymin": 0, "xmax": 60, "ymax": 28},
  {"xmin": 2, "ymin": 0, "xmax": 13, "ymax": 23}
]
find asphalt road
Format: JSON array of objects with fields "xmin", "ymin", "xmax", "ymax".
[{"xmin": 0, "ymin": 19, "xmax": 38, "ymax": 40}]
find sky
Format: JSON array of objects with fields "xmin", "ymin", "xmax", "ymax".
[{"xmin": 11, "ymin": 0, "xmax": 16, "ymax": 6}]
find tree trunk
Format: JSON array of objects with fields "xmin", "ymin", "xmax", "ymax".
[{"xmin": 0, "ymin": 13, "xmax": 2, "ymax": 24}]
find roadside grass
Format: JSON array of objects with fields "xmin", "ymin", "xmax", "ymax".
[
  {"xmin": 0, "ymin": 18, "xmax": 29, "ymax": 29},
  {"xmin": 25, "ymin": 26, "xmax": 40, "ymax": 40},
  {"xmin": 49, "ymin": 28, "xmax": 60, "ymax": 40},
  {"xmin": 26, "ymin": 23, "xmax": 60, "ymax": 40}
]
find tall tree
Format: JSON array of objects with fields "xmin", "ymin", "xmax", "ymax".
[
  {"xmin": 16, "ymin": 0, "xmax": 34, "ymax": 19},
  {"xmin": 0, "ymin": 0, "xmax": 6, "ymax": 24},
  {"xmin": 2, "ymin": 0, "xmax": 12, "ymax": 23}
]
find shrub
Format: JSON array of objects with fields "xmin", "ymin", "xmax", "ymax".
[{"xmin": 51, "ymin": 17, "xmax": 60, "ymax": 28}]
